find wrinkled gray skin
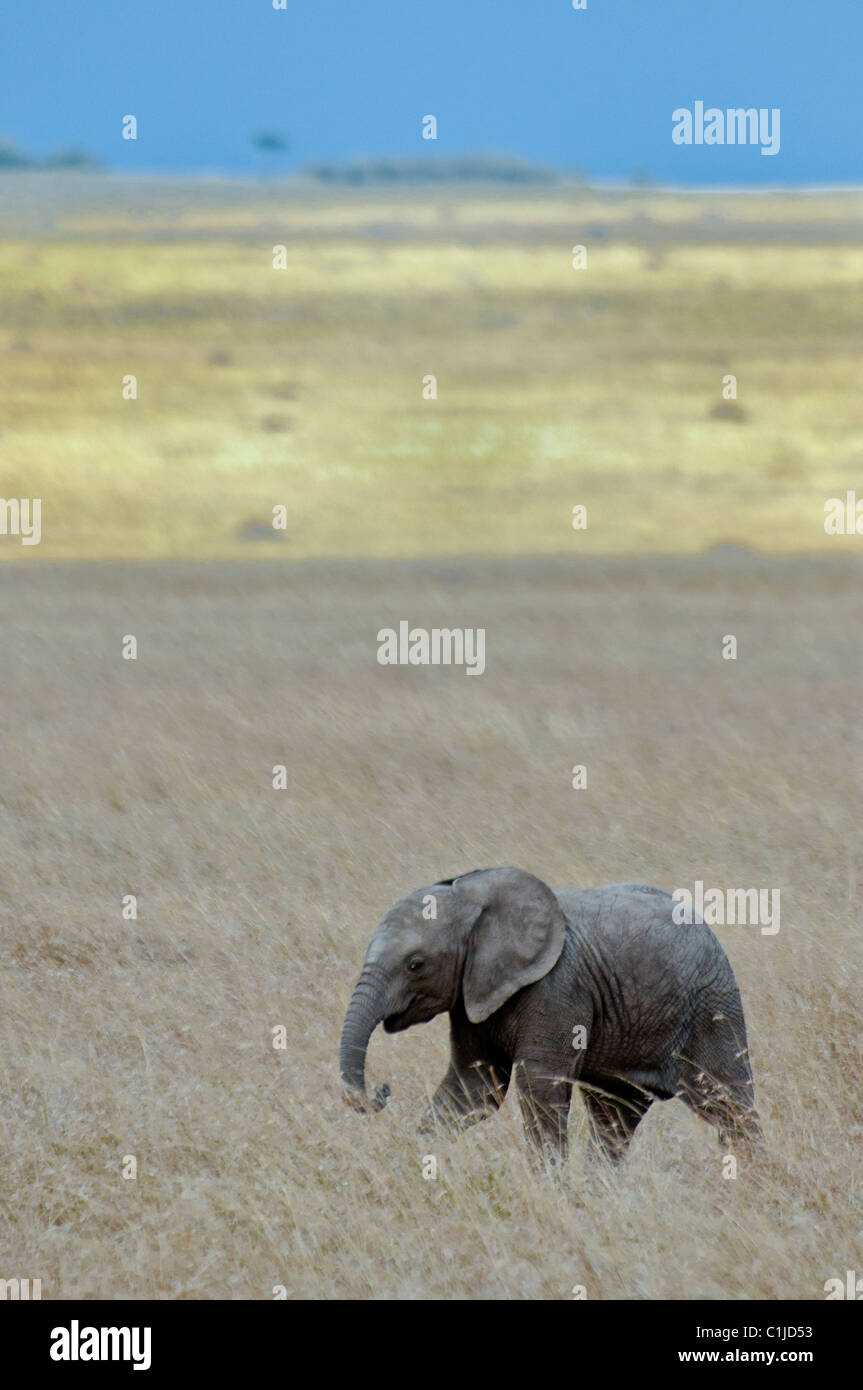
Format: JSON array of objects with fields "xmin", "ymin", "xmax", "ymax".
[{"xmin": 340, "ymin": 868, "xmax": 762, "ymax": 1163}]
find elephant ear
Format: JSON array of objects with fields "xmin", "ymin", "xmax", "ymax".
[{"xmin": 453, "ymin": 868, "xmax": 566, "ymax": 1024}]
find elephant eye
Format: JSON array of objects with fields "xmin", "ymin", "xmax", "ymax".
[{"xmin": 408, "ymin": 957, "xmax": 425, "ymax": 973}]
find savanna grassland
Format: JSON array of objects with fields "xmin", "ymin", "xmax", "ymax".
[
  {"xmin": 2, "ymin": 175, "xmax": 863, "ymax": 559},
  {"xmin": 0, "ymin": 177, "xmax": 861, "ymax": 1300},
  {"xmin": 1, "ymin": 556, "xmax": 861, "ymax": 1299}
]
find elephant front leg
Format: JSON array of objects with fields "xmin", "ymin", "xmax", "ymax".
[
  {"xmin": 418, "ymin": 1060, "xmax": 510, "ymax": 1139},
  {"xmin": 515, "ymin": 1060, "xmax": 573, "ymax": 1166},
  {"xmin": 581, "ymin": 1081, "xmax": 653, "ymax": 1163}
]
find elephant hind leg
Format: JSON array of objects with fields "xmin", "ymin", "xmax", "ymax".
[
  {"xmin": 678, "ymin": 1067, "xmax": 763, "ymax": 1148},
  {"xmin": 677, "ymin": 1011, "xmax": 763, "ymax": 1149},
  {"xmin": 580, "ymin": 1080, "xmax": 653, "ymax": 1164}
]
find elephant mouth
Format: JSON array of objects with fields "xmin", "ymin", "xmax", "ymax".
[
  {"xmin": 383, "ymin": 1009, "xmax": 412, "ymax": 1033},
  {"xmin": 383, "ymin": 997, "xmax": 418, "ymax": 1032}
]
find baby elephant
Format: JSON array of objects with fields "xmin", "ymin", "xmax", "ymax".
[{"xmin": 340, "ymin": 867, "xmax": 762, "ymax": 1162}]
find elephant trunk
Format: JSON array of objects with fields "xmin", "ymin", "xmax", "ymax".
[{"xmin": 339, "ymin": 973, "xmax": 390, "ymax": 1113}]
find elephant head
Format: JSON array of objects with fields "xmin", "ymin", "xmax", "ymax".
[{"xmin": 339, "ymin": 867, "xmax": 566, "ymax": 1112}]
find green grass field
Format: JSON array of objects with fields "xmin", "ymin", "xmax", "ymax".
[{"xmin": 2, "ymin": 175, "xmax": 863, "ymax": 561}]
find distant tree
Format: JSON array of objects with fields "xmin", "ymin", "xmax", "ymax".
[
  {"xmin": 300, "ymin": 154, "xmax": 558, "ymax": 186},
  {"xmin": 252, "ymin": 131, "xmax": 290, "ymax": 177},
  {"xmin": 0, "ymin": 140, "xmax": 102, "ymax": 171},
  {"xmin": 253, "ymin": 132, "xmax": 288, "ymax": 155},
  {"xmin": 46, "ymin": 149, "xmax": 103, "ymax": 171},
  {"xmin": 0, "ymin": 140, "xmax": 31, "ymax": 169}
]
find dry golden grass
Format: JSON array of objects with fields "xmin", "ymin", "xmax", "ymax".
[
  {"xmin": 2, "ymin": 177, "xmax": 863, "ymax": 561},
  {"xmin": 1, "ymin": 556, "xmax": 860, "ymax": 1299}
]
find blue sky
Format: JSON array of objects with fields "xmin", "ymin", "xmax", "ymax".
[{"xmin": 2, "ymin": 0, "xmax": 860, "ymax": 184}]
